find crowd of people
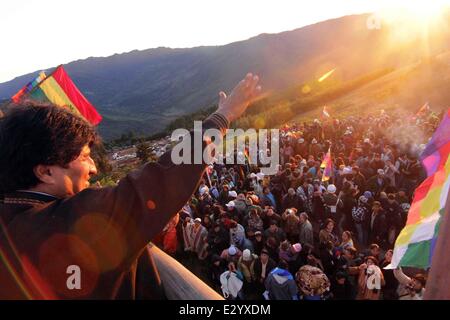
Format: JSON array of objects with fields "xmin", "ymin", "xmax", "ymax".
[{"xmin": 153, "ymin": 109, "xmax": 443, "ymax": 300}]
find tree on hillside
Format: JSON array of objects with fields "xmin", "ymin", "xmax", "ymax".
[{"xmin": 136, "ymin": 139, "xmax": 151, "ymax": 163}]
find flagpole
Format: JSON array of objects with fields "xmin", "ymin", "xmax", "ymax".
[{"xmin": 424, "ymin": 187, "xmax": 450, "ymax": 299}]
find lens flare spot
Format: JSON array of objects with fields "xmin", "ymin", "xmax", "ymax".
[
  {"xmin": 38, "ymin": 234, "xmax": 99, "ymax": 298},
  {"xmin": 302, "ymin": 85, "xmax": 311, "ymax": 94},
  {"xmin": 254, "ymin": 117, "xmax": 266, "ymax": 129},
  {"xmin": 147, "ymin": 200, "xmax": 156, "ymax": 210},
  {"xmin": 73, "ymin": 213, "xmax": 126, "ymax": 272}
]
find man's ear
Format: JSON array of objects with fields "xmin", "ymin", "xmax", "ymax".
[{"xmin": 33, "ymin": 165, "xmax": 56, "ymax": 185}]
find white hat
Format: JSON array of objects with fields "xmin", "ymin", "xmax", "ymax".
[
  {"xmin": 228, "ymin": 245, "xmax": 237, "ymax": 256},
  {"xmin": 364, "ymin": 138, "xmax": 370, "ymax": 143},
  {"xmin": 199, "ymin": 186, "xmax": 209, "ymax": 195},
  {"xmin": 377, "ymin": 169, "xmax": 385, "ymax": 175},
  {"xmin": 343, "ymin": 167, "xmax": 352, "ymax": 175},
  {"xmin": 311, "ymin": 138, "xmax": 317, "ymax": 144},
  {"xmin": 242, "ymin": 249, "xmax": 252, "ymax": 261},
  {"xmin": 249, "ymin": 173, "xmax": 257, "ymax": 179},
  {"xmin": 327, "ymin": 184, "xmax": 337, "ymax": 193},
  {"xmin": 298, "ymin": 138, "xmax": 305, "ymax": 143},
  {"xmin": 292, "ymin": 243, "xmax": 302, "ymax": 253},
  {"xmin": 228, "ymin": 190, "xmax": 238, "ymax": 198},
  {"xmin": 194, "ymin": 218, "xmax": 202, "ymax": 223},
  {"xmin": 226, "ymin": 201, "xmax": 236, "ymax": 208},
  {"xmin": 359, "ymin": 195, "xmax": 368, "ymax": 204}
]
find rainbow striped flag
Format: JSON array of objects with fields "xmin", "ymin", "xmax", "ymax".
[
  {"xmin": 321, "ymin": 147, "xmax": 332, "ymax": 182},
  {"xmin": 390, "ymin": 109, "xmax": 450, "ymax": 269},
  {"xmin": 11, "ymin": 72, "xmax": 47, "ymax": 103},
  {"xmin": 421, "ymin": 110, "xmax": 450, "ymax": 177},
  {"xmin": 12, "ymin": 65, "xmax": 102, "ymax": 125}
]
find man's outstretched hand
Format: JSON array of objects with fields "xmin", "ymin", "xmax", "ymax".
[{"xmin": 216, "ymin": 73, "xmax": 261, "ymax": 123}]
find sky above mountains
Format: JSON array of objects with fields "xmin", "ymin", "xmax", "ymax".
[{"xmin": 1, "ymin": 0, "xmax": 449, "ymax": 83}]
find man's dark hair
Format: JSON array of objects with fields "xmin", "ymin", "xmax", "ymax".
[{"xmin": 0, "ymin": 103, "xmax": 97, "ymax": 194}]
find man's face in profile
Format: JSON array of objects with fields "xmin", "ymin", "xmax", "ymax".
[{"xmin": 49, "ymin": 145, "xmax": 97, "ymax": 197}]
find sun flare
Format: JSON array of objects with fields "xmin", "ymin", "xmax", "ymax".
[
  {"xmin": 380, "ymin": 0, "xmax": 450, "ymax": 26},
  {"xmin": 405, "ymin": 0, "xmax": 449, "ymax": 20}
]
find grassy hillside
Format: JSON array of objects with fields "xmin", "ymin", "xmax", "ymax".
[{"xmin": 232, "ymin": 51, "xmax": 450, "ymax": 129}]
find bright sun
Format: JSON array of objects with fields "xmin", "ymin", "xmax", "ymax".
[
  {"xmin": 404, "ymin": 0, "xmax": 450, "ymax": 21},
  {"xmin": 375, "ymin": 0, "xmax": 450, "ymax": 43}
]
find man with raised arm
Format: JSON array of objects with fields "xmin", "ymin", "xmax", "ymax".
[{"xmin": 0, "ymin": 73, "xmax": 261, "ymax": 299}]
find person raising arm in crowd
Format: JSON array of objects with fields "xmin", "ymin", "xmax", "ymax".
[{"xmin": 0, "ymin": 73, "xmax": 261, "ymax": 299}]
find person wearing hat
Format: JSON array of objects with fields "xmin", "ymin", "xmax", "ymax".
[
  {"xmin": 237, "ymin": 249, "xmax": 258, "ymax": 293},
  {"xmin": 182, "ymin": 217, "xmax": 209, "ymax": 261},
  {"xmin": 323, "ymin": 184, "xmax": 339, "ymax": 220},
  {"xmin": 225, "ymin": 200, "xmax": 240, "ymax": 222},
  {"xmin": 309, "ymin": 138, "xmax": 322, "ymax": 160},
  {"xmin": 279, "ymin": 240, "xmax": 302, "ymax": 264},
  {"xmin": 227, "ymin": 189, "xmax": 237, "ymax": 198},
  {"xmin": 265, "ymin": 260, "xmax": 298, "ymax": 300},
  {"xmin": 220, "ymin": 244, "xmax": 242, "ymax": 264},
  {"xmin": 296, "ymin": 138, "xmax": 308, "ymax": 158}
]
